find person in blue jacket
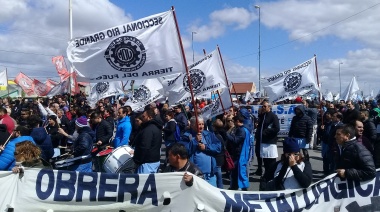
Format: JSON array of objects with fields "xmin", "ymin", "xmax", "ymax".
[
  {"xmin": 180, "ymin": 115, "xmax": 221, "ymax": 187},
  {"xmin": 0, "ymin": 126, "xmax": 35, "ymax": 171},
  {"xmin": 28, "ymin": 115, "xmax": 54, "ymax": 161},
  {"xmin": 113, "ymin": 106, "xmax": 132, "ymax": 148}
]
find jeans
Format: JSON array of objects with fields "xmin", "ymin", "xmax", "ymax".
[
  {"xmin": 136, "ymin": 161, "xmax": 160, "ymax": 174},
  {"xmin": 215, "ymin": 166, "xmax": 223, "ymax": 189}
]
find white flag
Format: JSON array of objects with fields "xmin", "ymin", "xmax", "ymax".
[
  {"xmin": 88, "ymin": 81, "xmax": 124, "ymax": 107},
  {"xmin": 324, "ymin": 91, "xmax": 333, "ymax": 102},
  {"xmin": 341, "ymin": 76, "xmax": 360, "ymax": 102},
  {"xmin": 46, "ymin": 80, "xmax": 70, "ymax": 97},
  {"xmin": 160, "ymin": 49, "xmax": 228, "ymax": 106},
  {"xmin": 67, "ymin": 10, "xmax": 185, "ymax": 82},
  {"xmin": 201, "ymin": 88, "xmax": 232, "ymax": 120},
  {"xmin": 334, "ymin": 93, "xmax": 340, "ymax": 101},
  {"xmin": 262, "ymin": 57, "xmax": 319, "ymax": 103},
  {"xmin": 0, "ymin": 70, "xmax": 7, "ymax": 90},
  {"xmin": 244, "ymin": 91, "xmax": 251, "ymax": 102},
  {"xmin": 124, "ymin": 78, "xmax": 163, "ymax": 111}
]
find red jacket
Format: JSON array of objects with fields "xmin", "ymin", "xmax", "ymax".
[{"xmin": 0, "ymin": 114, "xmax": 15, "ymax": 134}]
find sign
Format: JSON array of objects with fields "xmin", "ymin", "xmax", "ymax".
[{"xmin": 1, "ymin": 169, "xmax": 380, "ymax": 211}]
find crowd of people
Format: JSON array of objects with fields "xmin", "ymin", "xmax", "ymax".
[{"xmin": 0, "ymin": 93, "xmax": 378, "ymax": 191}]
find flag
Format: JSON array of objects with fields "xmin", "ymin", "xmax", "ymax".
[
  {"xmin": 160, "ymin": 49, "xmax": 228, "ymax": 106},
  {"xmin": 52, "ymin": 56, "xmax": 70, "ymax": 82},
  {"xmin": 46, "ymin": 80, "xmax": 70, "ymax": 97},
  {"xmin": 45, "ymin": 79, "xmax": 59, "ymax": 91},
  {"xmin": 67, "ymin": 10, "xmax": 185, "ymax": 82},
  {"xmin": 88, "ymin": 81, "xmax": 124, "ymax": 107},
  {"xmin": 124, "ymin": 78, "xmax": 163, "ymax": 111},
  {"xmin": 62, "ymin": 72, "xmax": 80, "ymax": 95},
  {"xmin": 334, "ymin": 93, "xmax": 340, "ymax": 101},
  {"xmin": 262, "ymin": 57, "xmax": 319, "ymax": 103},
  {"xmin": 0, "ymin": 70, "xmax": 7, "ymax": 91},
  {"xmin": 32, "ymin": 79, "xmax": 49, "ymax": 96},
  {"xmin": 14, "ymin": 72, "xmax": 34, "ymax": 95},
  {"xmin": 244, "ymin": 91, "xmax": 251, "ymax": 102},
  {"xmin": 324, "ymin": 91, "xmax": 333, "ymax": 102},
  {"xmin": 201, "ymin": 88, "xmax": 232, "ymax": 120},
  {"xmin": 341, "ymin": 76, "xmax": 360, "ymax": 102}
]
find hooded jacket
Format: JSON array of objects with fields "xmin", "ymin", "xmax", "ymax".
[
  {"xmin": 0, "ymin": 136, "xmax": 35, "ymax": 171},
  {"xmin": 30, "ymin": 127, "xmax": 54, "ymax": 161},
  {"xmin": 113, "ymin": 116, "xmax": 132, "ymax": 148},
  {"xmin": 74, "ymin": 126, "xmax": 95, "ymax": 157},
  {"xmin": 133, "ymin": 118, "xmax": 163, "ymax": 165},
  {"xmin": 255, "ymin": 110, "xmax": 280, "ymax": 145},
  {"xmin": 288, "ymin": 105, "xmax": 313, "ymax": 142}
]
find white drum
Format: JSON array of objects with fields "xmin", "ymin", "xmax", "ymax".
[{"xmin": 103, "ymin": 145, "xmax": 135, "ymax": 173}]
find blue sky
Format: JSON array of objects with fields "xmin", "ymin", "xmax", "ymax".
[{"xmin": 0, "ymin": 0, "xmax": 379, "ymax": 96}]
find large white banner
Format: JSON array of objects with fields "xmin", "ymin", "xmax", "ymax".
[
  {"xmin": 160, "ymin": 49, "xmax": 228, "ymax": 106},
  {"xmin": 201, "ymin": 88, "xmax": 232, "ymax": 120},
  {"xmin": 124, "ymin": 78, "xmax": 163, "ymax": 111},
  {"xmin": 88, "ymin": 81, "xmax": 124, "ymax": 107},
  {"xmin": 2, "ymin": 169, "xmax": 380, "ymax": 211},
  {"xmin": 67, "ymin": 10, "xmax": 185, "ymax": 82},
  {"xmin": 262, "ymin": 57, "xmax": 319, "ymax": 103}
]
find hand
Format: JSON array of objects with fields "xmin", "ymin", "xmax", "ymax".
[
  {"xmin": 196, "ymin": 133, "xmax": 202, "ymax": 143},
  {"xmin": 321, "ymin": 125, "xmax": 325, "ymax": 130},
  {"xmin": 288, "ymin": 154, "xmax": 296, "ymax": 166},
  {"xmin": 12, "ymin": 166, "xmax": 23, "ymax": 173},
  {"xmin": 96, "ymin": 141, "xmax": 102, "ymax": 146},
  {"xmin": 0, "ymin": 145, "xmax": 4, "ymax": 151},
  {"xmin": 183, "ymin": 172, "xmax": 193, "ymax": 184},
  {"xmin": 336, "ymin": 169, "xmax": 346, "ymax": 178},
  {"xmin": 198, "ymin": 143, "xmax": 206, "ymax": 151}
]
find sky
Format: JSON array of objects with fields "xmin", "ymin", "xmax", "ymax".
[{"xmin": 0, "ymin": 0, "xmax": 380, "ymax": 96}]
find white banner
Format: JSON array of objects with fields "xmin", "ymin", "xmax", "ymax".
[
  {"xmin": 67, "ymin": 10, "xmax": 185, "ymax": 82},
  {"xmin": 201, "ymin": 88, "xmax": 232, "ymax": 120},
  {"xmin": 342, "ymin": 76, "xmax": 360, "ymax": 102},
  {"xmin": 0, "ymin": 70, "xmax": 7, "ymax": 90},
  {"xmin": 124, "ymin": 78, "xmax": 163, "ymax": 111},
  {"xmin": 2, "ymin": 169, "xmax": 380, "ymax": 211},
  {"xmin": 88, "ymin": 81, "xmax": 124, "ymax": 107},
  {"xmin": 262, "ymin": 57, "xmax": 319, "ymax": 103},
  {"xmin": 251, "ymin": 104, "xmax": 300, "ymax": 137},
  {"xmin": 160, "ymin": 49, "xmax": 228, "ymax": 106}
]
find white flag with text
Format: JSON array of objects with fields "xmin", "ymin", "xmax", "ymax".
[
  {"xmin": 67, "ymin": 10, "xmax": 185, "ymax": 82},
  {"xmin": 124, "ymin": 78, "xmax": 163, "ymax": 111},
  {"xmin": 201, "ymin": 88, "xmax": 232, "ymax": 120},
  {"xmin": 88, "ymin": 81, "xmax": 124, "ymax": 107}
]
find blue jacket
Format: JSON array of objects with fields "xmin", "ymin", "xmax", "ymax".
[
  {"xmin": 180, "ymin": 129, "xmax": 221, "ymax": 174},
  {"xmin": 237, "ymin": 127, "xmax": 252, "ymax": 189},
  {"xmin": 113, "ymin": 116, "xmax": 132, "ymax": 148},
  {"xmin": 74, "ymin": 126, "xmax": 95, "ymax": 157},
  {"xmin": 30, "ymin": 127, "xmax": 54, "ymax": 161},
  {"xmin": 0, "ymin": 136, "xmax": 35, "ymax": 171}
]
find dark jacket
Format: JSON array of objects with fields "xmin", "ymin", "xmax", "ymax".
[
  {"xmin": 46, "ymin": 124, "xmax": 63, "ymax": 148},
  {"xmin": 255, "ymin": 111, "xmax": 280, "ymax": 144},
  {"xmin": 174, "ymin": 112, "xmax": 188, "ymax": 134},
  {"xmin": 94, "ymin": 119, "xmax": 113, "ymax": 147},
  {"xmin": 162, "ymin": 160, "xmax": 203, "ymax": 186},
  {"xmin": 162, "ymin": 119, "xmax": 176, "ymax": 141},
  {"xmin": 226, "ymin": 125, "xmax": 246, "ymax": 161},
  {"xmin": 133, "ymin": 118, "xmax": 163, "ymax": 165},
  {"xmin": 336, "ymin": 138, "xmax": 376, "ymax": 181},
  {"xmin": 73, "ymin": 126, "xmax": 95, "ymax": 157},
  {"xmin": 363, "ymin": 118, "xmax": 377, "ymax": 143},
  {"xmin": 304, "ymin": 107, "xmax": 318, "ymax": 125},
  {"xmin": 343, "ymin": 108, "xmax": 360, "ymax": 124},
  {"xmin": 288, "ymin": 105, "xmax": 313, "ymax": 142},
  {"xmin": 59, "ymin": 115, "xmax": 70, "ymax": 133},
  {"xmin": 30, "ymin": 127, "xmax": 54, "ymax": 161}
]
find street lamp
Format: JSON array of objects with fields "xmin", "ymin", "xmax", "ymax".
[
  {"xmin": 192, "ymin": 31, "xmax": 197, "ymax": 63},
  {"xmin": 339, "ymin": 62, "xmax": 343, "ymax": 98},
  {"xmin": 255, "ymin": 5, "xmax": 261, "ymax": 92}
]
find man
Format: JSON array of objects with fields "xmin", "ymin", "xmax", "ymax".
[
  {"xmin": 335, "ymin": 125, "xmax": 376, "ymax": 181},
  {"xmin": 91, "ymin": 112, "xmax": 113, "ymax": 149},
  {"xmin": 163, "ymin": 143, "xmax": 204, "ymax": 187},
  {"xmin": 255, "ymin": 101, "xmax": 280, "ymax": 179},
  {"xmin": 174, "ymin": 104, "xmax": 188, "ymax": 135},
  {"xmin": 360, "ymin": 110, "xmax": 377, "ymax": 144},
  {"xmin": 181, "ymin": 115, "xmax": 221, "ymax": 187},
  {"xmin": 288, "ymin": 105, "xmax": 313, "ymax": 157},
  {"xmin": 320, "ymin": 111, "xmax": 333, "ymax": 175},
  {"xmin": 343, "ymin": 100, "xmax": 360, "ymax": 124},
  {"xmin": 226, "ymin": 114, "xmax": 252, "ymax": 190},
  {"xmin": 303, "ymin": 100, "xmax": 318, "ymax": 149},
  {"xmin": 133, "ymin": 109, "xmax": 163, "ymax": 174},
  {"xmin": 28, "ymin": 115, "xmax": 54, "ymax": 161},
  {"xmin": 113, "ymin": 107, "xmax": 132, "ymax": 148},
  {"xmin": 0, "ymin": 108, "xmax": 15, "ymax": 134}
]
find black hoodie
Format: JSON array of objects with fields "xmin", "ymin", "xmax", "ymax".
[{"xmin": 288, "ymin": 105, "xmax": 313, "ymax": 142}]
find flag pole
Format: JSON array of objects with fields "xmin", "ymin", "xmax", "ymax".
[
  {"xmin": 68, "ymin": 0, "xmax": 73, "ymax": 104},
  {"xmin": 314, "ymin": 54, "xmax": 323, "ymax": 125},
  {"xmin": 5, "ymin": 68, "xmax": 10, "ymax": 97},
  {"xmin": 216, "ymin": 90, "xmax": 226, "ymax": 112},
  {"xmin": 171, "ymin": 6, "xmax": 199, "ymax": 132},
  {"xmin": 217, "ymin": 45, "xmax": 233, "ymax": 105}
]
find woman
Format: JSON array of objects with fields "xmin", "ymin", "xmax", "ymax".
[
  {"xmin": 45, "ymin": 115, "xmax": 63, "ymax": 148},
  {"xmin": 12, "ymin": 141, "xmax": 52, "ymax": 173},
  {"xmin": 264, "ymin": 138, "xmax": 312, "ymax": 190},
  {"xmin": 162, "ymin": 111, "xmax": 176, "ymax": 149}
]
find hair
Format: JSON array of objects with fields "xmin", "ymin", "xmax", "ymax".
[
  {"xmin": 15, "ymin": 126, "xmax": 30, "ymax": 136},
  {"xmin": 124, "ymin": 106, "xmax": 132, "ymax": 115},
  {"xmin": 336, "ymin": 124, "xmax": 356, "ymax": 139},
  {"xmin": 360, "ymin": 110, "xmax": 369, "ymax": 118},
  {"xmin": 76, "ymin": 108, "xmax": 86, "ymax": 117},
  {"xmin": 233, "ymin": 114, "xmax": 245, "ymax": 123},
  {"xmin": 212, "ymin": 119, "xmax": 224, "ymax": 131},
  {"xmin": 15, "ymin": 141, "xmax": 41, "ymax": 162},
  {"xmin": 230, "ymin": 106, "xmax": 238, "ymax": 112},
  {"xmin": 281, "ymin": 151, "xmax": 305, "ymax": 164},
  {"xmin": 119, "ymin": 106, "xmax": 129, "ymax": 115},
  {"xmin": 333, "ymin": 112, "xmax": 343, "ymax": 120},
  {"xmin": 168, "ymin": 143, "xmax": 188, "ymax": 159},
  {"xmin": 190, "ymin": 115, "xmax": 204, "ymax": 126},
  {"xmin": 90, "ymin": 112, "xmax": 102, "ymax": 119},
  {"xmin": 144, "ymin": 108, "xmax": 156, "ymax": 119},
  {"xmin": 165, "ymin": 110, "xmax": 174, "ymax": 118},
  {"xmin": 27, "ymin": 115, "xmax": 42, "ymax": 128}
]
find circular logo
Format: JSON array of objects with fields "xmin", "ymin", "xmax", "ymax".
[
  {"xmin": 20, "ymin": 79, "xmax": 31, "ymax": 88},
  {"xmin": 283, "ymin": 72, "xmax": 302, "ymax": 92},
  {"xmin": 133, "ymin": 85, "xmax": 151, "ymax": 102},
  {"xmin": 211, "ymin": 100, "xmax": 220, "ymax": 113},
  {"xmin": 182, "ymin": 69, "xmax": 206, "ymax": 94},
  {"xmin": 104, "ymin": 36, "xmax": 146, "ymax": 72},
  {"xmin": 95, "ymin": 82, "xmax": 109, "ymax": 94}
]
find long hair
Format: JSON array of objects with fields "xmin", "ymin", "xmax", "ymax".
[{"xmin": 15, "ymin": 141, "xmax": 41, "ymax": 162}]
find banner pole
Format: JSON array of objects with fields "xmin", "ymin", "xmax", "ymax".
[
  {"xmin": 171, "ymin": 6, "xmax": 199, "ymax": 132},
  {"xmin": 216, "ymin": 90, "xmax": 225, "ymax": 112},
  {"xmin": 5, "ymin": 68, "xmax": 10, "ymax": 97},
  {"xmin": 217, "ymin": 45, "xmax": 233, "ymax": 105},
  {"xmin": 314, "ymin": 54, "xmax": 323, "ymax": 125}
]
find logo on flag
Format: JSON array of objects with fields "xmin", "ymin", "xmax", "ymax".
[
  {"xmin": 182, "ymin": 69, "xmax": 206, "ymax": 94},
  {"xmin": 284, "ymin": 72, "xmax": 302, "ymax": 92},
  {"xmin": 96, "ymin": 82, "xmax": 110, "ymax": 94},
  {"xmin": 212, "ymin": 100, "xmax": 220, "ymax": 113},
  {"xmin": 104, "ymin": 36, "xmax": 146, "ymax": 72},
  {"xmin": 133, "ymin": 85, "xmax": 151, "ymax": 102}
]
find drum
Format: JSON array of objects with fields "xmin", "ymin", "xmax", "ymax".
[
  {"xmin": 103, "ymin": 145, "xmax": 135, "ymax": 173},
  {"xmin": 96, "ymin": 148, "xmax": 113, "ymax": 172},
  {"xmin": 54, "ymin": 155, "xmax": 91, "ymax": 170}
]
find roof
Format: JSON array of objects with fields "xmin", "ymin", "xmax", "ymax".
[{"xmin": 230, "ymin": 82, "xmax": 256, "ymax": 94}]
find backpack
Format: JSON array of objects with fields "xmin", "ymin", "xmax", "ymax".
[{"xmin": 174, "ymin": 122, "xmax": 181, "ymax": 141}]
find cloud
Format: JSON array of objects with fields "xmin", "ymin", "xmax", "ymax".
[{"xmin": 188, "ymin": 7, "xmax": 256, "ymax": 42}]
